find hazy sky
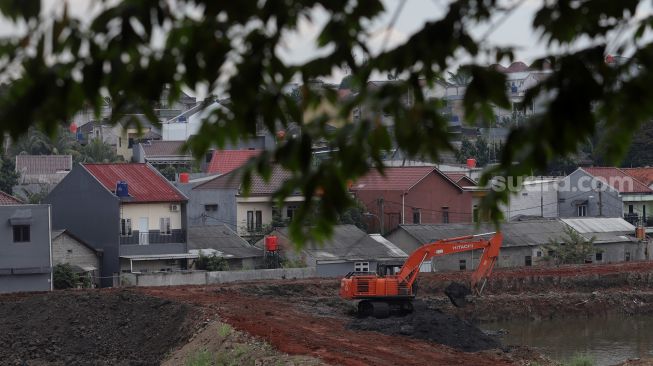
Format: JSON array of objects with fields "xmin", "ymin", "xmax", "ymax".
[{"xmin": 0, "ymin": 0, "xmax": 649, "ymax": 91}]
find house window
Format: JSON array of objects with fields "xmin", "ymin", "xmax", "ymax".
[
  {"xmin": 247, "ymin": 210, "xmax": 262, "ymax": 232},
  {"xmin": 625, "ymin": 252, "xmax": 631, "ymax": 262},
  {"xmin": 442, "ymin": 207, "xmax": 449, "ymax": 224},
  {"xmin": 412, "ymin": 209, "xmax": 421, "ymax": 224},
  {"xmin": 118, "ymin": 137, "xmax": 122, "ymax": 148},
  {"xmin": 120, "ymin": 218, "xmax": 132, "ymax": 236},
  {"xmin": 629, "ymin": 205, "xmax": 634, "ymax": 214},
  {"xmin": 354, "ymin": 262, "xmax": 370, "ymax": 272},
  {"xmin": 459, "ymin": 259, "xmax": 467, "ymax": 271},
  {"xmin": 536, "ymin": 251, "xmax": 542, "ymax": 257},
  {"xmin": 286, "ymin": 205, "xmax": 298, "ymax": 220},
  {"xmin": 128, "ymin": 138, "xmax": 134, "ymax": 148},
  {"xmin": 473, "ymin": 206, "xmax": 479, "ymax": 223},
  {"xmin": 160, "ymin": 217, "xmax": 171, "ymax": 235},
  {"xmin": 525, "ymin": 256, "xmax": 532, "ymax": 266},
  {"xmin": 204, "ymin": 204, "xmax": 218, "ymax": 212},
  {"xmin": 577, "ymin": 204, "xmax": 587, "ymax": 217},
  {"xmin": 12, "ymin": 225, "xmax": 30, "ymax": 242},
  {"xmin": 596, "ymin": 252, "xmax": 603, "ymax": 261}
]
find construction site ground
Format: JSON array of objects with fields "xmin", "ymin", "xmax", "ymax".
[{"xmin": 6, "ymin": 261, "xmax": 653, "ymax": 365}]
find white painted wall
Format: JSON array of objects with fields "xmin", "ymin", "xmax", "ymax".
[
  {"xmin": 503, "ymin": 179, "xmax": 559, "ymax": 220},
  {"xmin": 235, "ymin": 196, "xmax": 304, "ymax": 236},
  {"xmin": 120, "ymin": 203, "xmax": 183, "ymax": 231}
]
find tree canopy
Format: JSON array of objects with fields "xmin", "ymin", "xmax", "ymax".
[{"xmin": 0, "ymin": 0, "xmax": 650, "ymax": 243}]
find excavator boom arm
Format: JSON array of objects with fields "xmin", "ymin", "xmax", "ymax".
[{"xmin": 397, "ymin": 232, "xmax": 503, "ymax": 293}]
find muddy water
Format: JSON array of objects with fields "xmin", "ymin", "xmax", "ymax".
[{"xmin": 482, "ymin": 315, "xmax": 653, "ymax": 366}]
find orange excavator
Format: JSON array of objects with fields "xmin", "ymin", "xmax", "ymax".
[{"xmin": 340, "ymin": 232, "xmax": 503, "ymax": 318}]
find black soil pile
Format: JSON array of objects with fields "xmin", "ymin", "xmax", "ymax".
[
  {"xmin": 0, "ymin": 290, "xmax": 195, "ymax": 366},
  {"xmin": 348, "ymin": 301, "xmax": 501, "ymax": 352}
]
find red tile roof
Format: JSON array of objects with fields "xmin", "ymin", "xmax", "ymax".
[
  {"xmin": 622, "ymin": 167, "xmax": 653, "ymax": 187},
  {"xmin": 195, "ymin": 165, "xmax": 298, "ymax": 196},
  {"xmin": 582, "ymin": 167, "xmax": 652, "ymax": 193},
  {"xmin": 443, "ymin": 172, "xmax": 476, "ymax": 186},
  {"xmin": 16, "ymin": 155, "xmax": 72, "ymax": 175},
  {"xmin": 350, "ymin": 167, "xmax": 461, "ymax": 191},
  {"xmin": 0, "ymin": 191, "xmax": 23, "ymax": 205},
  {"xmin": 207, "ymin": 150, "xmax": 261, "ymax": 175},
  {"xmin": 83, "ymin": 163, "xmax": 187, "ymax": 202}
]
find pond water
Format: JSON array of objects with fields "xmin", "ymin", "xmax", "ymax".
[{"xmin": 482, "ymin": 315, "xmax": 653, "ymax": 366}]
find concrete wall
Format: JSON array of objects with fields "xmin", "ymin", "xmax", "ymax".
[
  {"xmin": 0, "ymin": 205, "xmax": 52, "ymax": 293},
  {"xmin": 120, "ymin": 202, "xmax": 184, "ymax": 232},
  {"xmin": 121, "ymin": 267, "xmax": 317, "ymax": 287},
  {"xmin": 504, "ymin": 180, "xmax": 559, "ymax": 220},
  {"xmin": 45, "ymin": 166, "xmax": 121, "ymax": 287},
  {"xmin": 558, "ymin": 170, "xmax": 623, "ymax": 218},
  {"xmin": 52, "ymin": 232, "xmax": 100, "ymax": 277},
  {"xmin": 179, "ymin": 184, "xmax": 238, "ymax": 229},
  {"xmin": 120, "ymin": 258, "xmax": 185, "ymax": 273}
]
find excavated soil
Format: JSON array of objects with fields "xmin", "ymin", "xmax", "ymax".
[
  {"xmin": 0, "ymin": 290, "xmax": 196, "ymax": 366},
  {"xmin": 348, "ymin": 300, "xmax": 501, "ymax": 352}
]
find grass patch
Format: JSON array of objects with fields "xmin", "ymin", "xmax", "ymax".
[
  {"xmin": 186, "ymin": 349, "xmax": 213, "ymax": 366},
  {"xmin": 217, "ymin": 323, "xmax": 232, "ymax": 338},
  {"xmin": 566, "ymin": 354, "xmax": 594, "ymax": 366}
]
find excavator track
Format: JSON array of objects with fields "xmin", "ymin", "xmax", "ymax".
[{"xmin": 357, "ymin": 299, "xmax": 414, "ymax": 318}]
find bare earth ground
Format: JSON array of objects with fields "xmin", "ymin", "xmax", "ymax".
[{"xmin": 5, "ymin": 262, "xmax": 653, "ymax": 365}]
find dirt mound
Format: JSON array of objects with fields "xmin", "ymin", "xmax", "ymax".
[
  {"xmin": 348, "ymin": 300, "xmax": 501, "ymax": 352},
  {"xmin": 0, "ymin": 290, "xmax": 195, "ymax": 365}
]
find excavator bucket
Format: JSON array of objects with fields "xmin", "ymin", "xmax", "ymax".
[{"xmin": 444, "ymin": 282, "xmax": 471, "ymax": 308}]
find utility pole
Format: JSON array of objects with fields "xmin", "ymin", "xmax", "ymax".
[
  {"xmin": 598, "ymin": 182, "xmax": 603, "ymax": 217},
  {"xmin": 540, "ymin": 176, "xmax": 544, "ymax": 217},
  {"xmin": 377, "ymin": 198, "xmax": 384, "ymax": 235}
]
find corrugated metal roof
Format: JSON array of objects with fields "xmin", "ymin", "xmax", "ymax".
[
  {"xmin": 582, "ymin": 167, "xmax": 652, "ymax": 193},
  {"xmin": 273, "ymin": 225, "xmax": 408, "ymax": 261},
  {"xmin": 16, "ymin": 155, "xmax": 72, "ymax": 175},
  {"xmin": 187, "ymin": 224, "xmax": 262, "ymax": 259},
  {"xmin": 351, "ymin": 167, "xmax": 461, "ymax": 191},
  {"xmin": 207, "ymin": 150, "xmax": 261, "ymax": 175},
  {"xmin": 83, "ymin": 163, "xmax": 187, "ymax": 203},
  {"xmin": 0, "ymin": 191, "xmax": 23, "ymax": 205},
  {"xmin": 560, "ymin": 218, "xmax": 635, "ymax": 234},
  {"xmin": 397, "ymin": 220, "xmax": 568, "ymax": 248}
]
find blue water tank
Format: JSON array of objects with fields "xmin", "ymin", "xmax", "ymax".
[{"xmin": 116, "ymin": 181, "xmax": 129, "ymax": 197}]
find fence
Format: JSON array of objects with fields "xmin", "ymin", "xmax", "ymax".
[{"xmin": 120, "ymin": 267, "xmax": 317, "ymax": 287}]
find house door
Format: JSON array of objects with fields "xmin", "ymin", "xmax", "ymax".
[{"xmin": 139, "ymin": 217, "xmax": 149, "ymax": 245}]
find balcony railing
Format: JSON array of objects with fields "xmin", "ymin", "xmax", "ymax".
[{"xmin": 120, "ymin": 229, "xmax": 185, "ymax": 245}]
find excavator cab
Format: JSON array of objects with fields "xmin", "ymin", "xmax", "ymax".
[{"xmin": 376, "ymin": 262, "xmax": 403, "ymax": 277}]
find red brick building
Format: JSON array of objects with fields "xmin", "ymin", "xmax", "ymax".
[{"xmin": 350, "ymin": 167, "xmax": 481, "ymax": 233}]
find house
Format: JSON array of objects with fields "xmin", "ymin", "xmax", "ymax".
[
  {"xmin": 386, "ymin": 218, "xmax": 647, "ymax": 272},
  {"xmin": 13, "ymin": 155, "xmax": 73, "ymax": 200},
  {"xmin": 261, "ymin": 224, "xmax": 408, "ymax": 277},
  {"xmin": 206, "ymin": 149, "xmax": 262, "ymax": 175},
  {"xmin": 0, "ymin": 204, "xmax": 52, "ymax": 293},
  {"xmin": 557, "ymin": 168, "xmax": 625, "ymax": 218},
  {"xmin": 45, "ymin": 163, "xmax": 190, "ymax": 286},
  {"xmin": 0, "ymin": 191, "xmax": 23, "ymax": 205},
  {"xmin": 623, "ymin": 167, "xmax": 653, "ymax": 190},
  {"xmin": 132, "ymin": 140, "xmax": 194, "ymax": 169},
  {"xmin": 186, "ymin": 166, "xmax": 303, "ymax": 238},
  {"xmin": 502, "ymin": 177, "xmax": 561, "ymax": 220},
  {"xmin": 350, "ymin": 166, "xmax": 484, "ymax": 234},
  {"xmin": 187, "ymin": 224, "xmax": 263, "ymax": 270},
  {"xmin": 78, "ymin": 115, "xmax": 161, "ymax": 161},
  {"xmin": 51, "ymin": 230, "xmax": 102, "ymax": 287}
]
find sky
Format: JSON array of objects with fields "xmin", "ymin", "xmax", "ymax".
[{"xmin": 0, "ymin": 0, "xmax": 650, "ymax": 93}]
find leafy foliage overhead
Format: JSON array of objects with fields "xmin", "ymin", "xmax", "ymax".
[{"xmin": 0, "ymin": 0, "xmax": 650, "ymax": 243}]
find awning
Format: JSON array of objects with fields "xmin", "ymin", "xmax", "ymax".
[
  {"xmin": 120, "ymin": 253, "xmax": 199, "ymax": 261},
  {"xmin": 9, "ymin": 209, "xmax": 33, "ymax": 225}
]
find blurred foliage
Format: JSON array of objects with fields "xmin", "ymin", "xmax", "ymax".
[
  {"xmin": 456, "ymin": 136, "xmax": 502, "ymax": 167},
  {"xmin": 0, "ymin": 153, "xmax": 18, "ymax": 194},
  {"xmin": 0, "ymin": 0, "xmax": 649, "ymax": 244}
]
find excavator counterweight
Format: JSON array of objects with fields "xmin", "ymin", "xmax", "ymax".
[{"xmin": 339, "ymin": 232, "xmax": 503, "ymax": 318}]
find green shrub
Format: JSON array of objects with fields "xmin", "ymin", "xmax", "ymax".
[
  {"xmin": 185, "ymin": 349, "xmax": 213, "ymax": 366},
  {"xmin": 196, "ymin": 251, "xmax": 230, "ymax": 271},
  {"xmin": 566, "ymin": 354, "xmax": 593, "ymax": 366}
]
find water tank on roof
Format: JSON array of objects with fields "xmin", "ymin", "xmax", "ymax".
[
  {"xmin": 466, "ymin": 158, "xmax": 477, "ymax": 169},
  {"xmin": 179, "ymin": 172, "xmax": 190, "ymax": 184},
  {"xmin": 116, "ymin": 181, "xmax": 129, "ymax": 197},
  {"xmin": 265, "ymin": 236, "xmax": 278, "ymax": 252}
]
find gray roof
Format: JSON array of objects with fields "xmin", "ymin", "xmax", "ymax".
[
  {"xmin": 560, "ymin": 218, "xmax": 635, "ymax": 243},
  {"xmin": 396, "ymin": 220, "xmax": 568, "ymax": 248},
  {"xmin": 272, "ymin": 225, "xmax": 408, "ymax": 261},
  {"xmin": 16, "ymin": 155, "xmax": 72, "ymax": 175},
  {"xmin": 188, "ymin": 224, "xmax": 262, "ymax": 259}
]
